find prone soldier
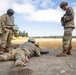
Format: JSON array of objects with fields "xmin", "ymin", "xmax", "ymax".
[{"xmin": 0, "ymin": 37, "xmax": 41, "ymax": 67}]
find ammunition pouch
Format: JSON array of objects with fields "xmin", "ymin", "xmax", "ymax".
[
  {"xmin": 30, "ymin": 51, "xmax": 35, "ymax": 57},
  {"xmin": 6, "ymin": 25, "xmax": 16, "ymax": 33},
  {"xmin": 61, "ymin": 17, "xmax": 65, "ymax": 26}
]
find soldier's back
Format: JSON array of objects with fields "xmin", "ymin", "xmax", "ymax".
[{"xmin": 20, "ymin": 42, "xmax": 35, "ymax": 52}]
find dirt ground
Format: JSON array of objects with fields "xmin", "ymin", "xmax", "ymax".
[
  {"xmin": 0, "ymin": 38, "xmax": 76, "ymax": 75},
  {"xmin": 0, "ymin": 49, "xmax": 76, "ymax": 75}
]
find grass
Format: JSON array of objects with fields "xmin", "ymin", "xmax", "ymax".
[{"xmin": 12, "ymin": 37, "xmax": 76, "ymax": 50}]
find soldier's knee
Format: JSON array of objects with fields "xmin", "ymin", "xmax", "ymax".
[{"xmin": 63, "ymin": 36, "xmax": 69, "ymax": 41}]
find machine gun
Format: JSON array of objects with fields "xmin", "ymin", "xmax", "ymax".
[{"xmin": 35, "ymin": 42, "xmax": 49, "ymax": 54}]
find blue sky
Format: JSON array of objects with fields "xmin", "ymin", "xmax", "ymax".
[{"xmin": 0, "ymin": 0, "xmax": 76, "ymax": 36}]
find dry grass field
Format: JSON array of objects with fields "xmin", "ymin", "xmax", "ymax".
[{"xmin": 12, "ymin": 37, "xmax": 76, "ymax": 50}]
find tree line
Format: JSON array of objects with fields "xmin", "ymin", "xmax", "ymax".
[
  {"xmin": 13, "ymin": 25, "xmax": 28, "ymax": 37},
  {"xmin": 34, "ymin": 36, "xmax": 76, "ymax": 38}
]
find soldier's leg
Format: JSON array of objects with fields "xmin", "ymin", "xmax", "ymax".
[
  {"xmin": 14, "ymin": 48, "xmax": 28, "ymax": 67},
  {"xmin": 57, "ymin": 28, "xmax": 70, "ymax": 57},
  {"xmin": 0, "ymin": 48, "xmax": 23, "ymax": 61},
  {"xmin": 0, "ymin": 31, "xmax": 9, "ymax": 54},
  {"xmin": 9, "ymin": 49, "xmax": 35, "ymax": 75},
  {"xmin": 0, "ymin": 53, "xmax": 12, "ymax": 61},
  {"xmin": 5, "ymin": 30, "xmax": 13, "ymax": 52},
  {"xmin": 67, "ymin": 28, "xmax": 73, "ymax": 55}
]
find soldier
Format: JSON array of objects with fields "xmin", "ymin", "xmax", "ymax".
[
  {"xmin": 0, "ymin": 37, "xmax": 41, "ymax": 67},
  {"xmin": 0, "ymin": 9, "xmax": 15, "ymax": 54},
  {"xmin": 57, "ymin": 1, "xmax": 75, "ymax": 57}
]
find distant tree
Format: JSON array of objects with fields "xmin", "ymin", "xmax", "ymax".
[
  {"xmin": 22, "ymin": 31, "xmax": 26, "ymax": 37},
  {"xmin": 13, "ymin": 25, "xmax": 19, "ymax": 37},
  {"xmin": 26, "ymin": 33, "xmax": 28, "ymax": 37},
  {"xmin": 19, "ymin": 31, "xmax": 22, "ymax": 36},
  {"xmin": 13, "ymin": 25, "xmax": 29, "ymax": 37}
]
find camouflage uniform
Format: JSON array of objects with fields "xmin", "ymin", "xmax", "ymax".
[
  {"xmin": 0, "ymin": 9, "xmax": 15, "ymax": 53},
  {"xmin": 57, "ymin": 1, "xmax": 75, "ymax": 57},
  {"xmin": 0, "ymin": 38, "xmax": 41, "ymax": 67},
  {"xmin": 62, "ymin": 7, "xmax": 75, "ymax": 49}
]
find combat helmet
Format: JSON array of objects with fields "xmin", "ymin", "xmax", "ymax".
[
  {"xmin": 60, "ymin": 1, "xmax": 68, "ymax": 8},
  {"xmin": 7, "ymin": 9, "xmax": 14, "ymax": 15},
  {"xmin": 28, "ymin": 37, "xmax": 35, "ymax": 43}
]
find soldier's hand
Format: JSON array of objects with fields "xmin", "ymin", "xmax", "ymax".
[
  {"xmin": 3, "ymin": 27, "xmax": 8, "ymax": 32},
  {"xmin": 35, "ymin": 42, "xmax": 39, "ymax": 47},
  {"xmin": 61, "ymin": 17, "xmax": 64, "ymax": 21},
  {"xmin": 35, "ymin": 44, "xmax": 39, "ymax": 47},
  {"xmin": 13, "ymin": 30, "xmax": 17, "ymax": 36}
]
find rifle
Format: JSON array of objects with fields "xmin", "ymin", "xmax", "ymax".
[{"xmin": 35, "ymin": 42, "xmax": 49, "ymax": 54}]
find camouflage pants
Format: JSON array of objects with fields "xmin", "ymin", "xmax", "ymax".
[
  {"xmin": 0, "ymin": 47, "xmax": 40, "ymax": 67},
  {"xmin": 1, "ymin": 29, "xmax": 13, "ymax": 48},
  {"xmin": 63, "ymin": 28, "xmax": 73, "ymax": 49},
  {"xmin": 0, "ymin": 48, "xmax": 29, "ymax": 67}
]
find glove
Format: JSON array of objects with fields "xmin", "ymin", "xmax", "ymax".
[
  {"xmin": 12, "ymin": 26, "xmax": 16, "ymax": 32},
  {"xmin": 61, "ymin": 17, "xmax": 65, "ymax": 26},
  {"xmin": 3, "ymin": 27, "xmax": 8, "ymax": 32},
  {"xmin": 61, "ymin": 17, "xmax": 64, "ymax": 21}
]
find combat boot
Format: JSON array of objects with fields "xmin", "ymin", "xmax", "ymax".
[
  {"xmin": 15, "ymin": 61, "xmax": 26, "ymax": 68},
  {"xmin": 67, "ymin": 47, "xmax": 72, "ymax": 55},
  {"xmin": 0, "ymin": 48, "xmax": 4, "ymax": 54},
  {"xmin": 57, "ymin": 48, "xmax": 68, "ymax": 57}
]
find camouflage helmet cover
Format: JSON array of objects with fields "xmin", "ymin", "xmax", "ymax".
[
  {"xmin": 60, "ymin": 1, "xmax": 68, "ymax": 8},
  {"xmin": 7, "ymin": 9, "xmax": 14, "ymax": 14},
  {"xmin": 28, "ymin": 37, "xmax": 35, "ymax": 43}
]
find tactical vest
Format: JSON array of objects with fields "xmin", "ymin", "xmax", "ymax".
[
  {"xmin": 6, "ymin": 15, "xmax": 14, "ymax": 26},
  {"xmin": 0, "ymin": 14, "xmax": 14, "ymax": 26},
  {"xmin": 63, "ymin": 7, "xmax": 75, "ymax": 28},
  {"xmin": 0, "ymin": 14, "xmax": 14, "ymax": 33},
  {"xmin": 20, "ymin": 42, "xmax": 36, "ymax": 56}
]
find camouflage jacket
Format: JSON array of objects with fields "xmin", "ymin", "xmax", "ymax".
[
  {"xmin": 20, "ymin": 42, "xmax": 41, "ymax": 57},
  {"xmin": 0, "ymin": 14, "xmax": 14, "ymax": 28},
  {"xmin": 61, "ymin": 7, "xmax": 75, "ymax": 28}
]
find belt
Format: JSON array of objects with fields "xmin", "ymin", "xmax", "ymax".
[{"xmin": 6, "ymin": 25, "xmax": 14, "ymax": 29}]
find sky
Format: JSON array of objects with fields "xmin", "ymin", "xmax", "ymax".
[{"xmin": 0, "ymin": 0, "xmax": 76, "ymax": 36}]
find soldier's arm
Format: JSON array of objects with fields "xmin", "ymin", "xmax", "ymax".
[
  {"xmin": 1, "ymin": 14, "xmax": 7, "ymax": 28},
  {"xmin": 63, "ymin": 8, "xmax": 74, "ymax": 22},
  {"xmin": 35, "ymin": 48, "xmax": 41, "ymax": 56},
  {"xmin": 34, "ymin": 43, "xmax": 41, "ymax": 56}
]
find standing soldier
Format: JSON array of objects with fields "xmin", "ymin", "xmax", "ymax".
[
  {"xmin": 0, "ymin": 9, "xmax": 15, "ymax": 54},
  {"xmin": 57, "ymin": 1, "xmax": 75, "ymax": 57}
]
